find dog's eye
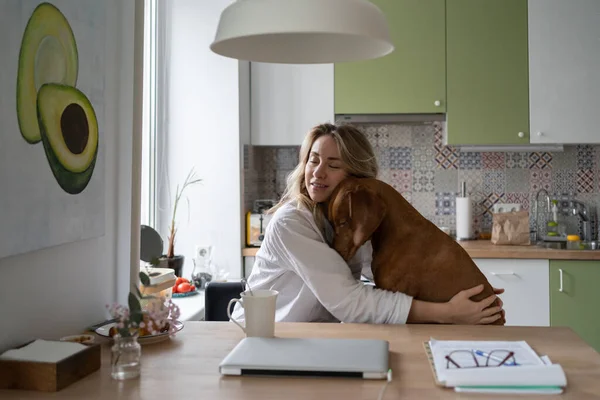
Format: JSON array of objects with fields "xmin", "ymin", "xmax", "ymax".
[{"xmin": 339, "ymin": 219, "xmax": 347, "ymax": 226}]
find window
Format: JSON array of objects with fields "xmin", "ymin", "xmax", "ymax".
[{"xmin": 141, "ymin": 0, "xmax": 160, "ymax": 228}]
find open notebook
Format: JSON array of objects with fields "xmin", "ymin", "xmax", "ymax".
[{"xmin": 423, "ymin": 339, "xmax": 567, "ymax": 394}]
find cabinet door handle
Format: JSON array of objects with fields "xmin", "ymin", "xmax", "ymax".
[
  {"xmin": 490, "ymin": 272, "xmax": 516, "ymax": 276},
  {"xmin": 559, "ymin": 268, "xmax": 564, "ymax": 292},
  {"xmin": 434, "ymin": 100, "xmax": 441, "ymax": 107},
  {"xmin": 517, "ymin": 132, "xmax": 525, "ymax": 138}
]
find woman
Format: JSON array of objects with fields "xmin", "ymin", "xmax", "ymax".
[{"xmin": 233, "ymin": 123, "xmax": 504, "ymax": 324}]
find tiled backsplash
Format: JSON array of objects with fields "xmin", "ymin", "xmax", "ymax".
[{"xmin": 244, "ymin": 122, "xmax": 600, "ymax": 240}]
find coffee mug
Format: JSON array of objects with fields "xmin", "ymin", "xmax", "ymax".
[{"xmin": 227, "ymin": 289, "xmax": 278, "ymax": 337}]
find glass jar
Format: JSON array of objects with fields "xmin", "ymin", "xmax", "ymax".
[
  {"xmin": 566, "ymin": 234, "xmax": 582, "ymax": 250},
  {"xmin": 111, "ymin": 334, "xmax": 141, "ymax": 380}
]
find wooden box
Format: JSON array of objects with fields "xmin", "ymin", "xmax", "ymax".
[{"xmin": 0, "ymin": 341, "xmax": 101, "ymax": 392}]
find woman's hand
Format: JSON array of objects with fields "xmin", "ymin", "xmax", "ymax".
[{"xmin": 445, "ymin": 284, "xmax": 504, "ymax": 325}]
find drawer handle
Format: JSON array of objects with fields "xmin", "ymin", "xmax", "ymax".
[
  {"xmin": 490, "ymin": 272, "xmax": 516, "ymax": 276},
  {"xmin": 559, "ymin": 268, "xmax": 564, "ymax": 292}
]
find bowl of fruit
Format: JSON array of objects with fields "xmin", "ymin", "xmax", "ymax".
[{"xmin": 172, "ymin": 276, "xmax": 197, "ymax": 297}]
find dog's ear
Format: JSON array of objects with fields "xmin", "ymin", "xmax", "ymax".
[{"xmin": 348, "ymin": 186, "xmax": 386, "ymax": 248}]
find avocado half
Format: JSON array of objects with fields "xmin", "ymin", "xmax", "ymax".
[
  {"xmin": 17, "ymin": 2, "xmax": 78, "ymax": 144},
  {"xmin": 37, "ymin": 83, "xmax": 98, "ymax": 195}
]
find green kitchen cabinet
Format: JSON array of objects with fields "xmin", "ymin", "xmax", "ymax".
[
  {"xmin": 334, "ymin": 0, "xmax": 446, "ymax": 115},
  {"xmin": 550, "ymin": 261, "xmax": 600, "ymax": 353},
  {"xmin": 446, "ymin": 0, "xmax": 530, "ymax": 145}
]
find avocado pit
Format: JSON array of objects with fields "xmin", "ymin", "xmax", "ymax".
[{"xmin": 61, "ymin": 103, "xmax": 89, "ymax": 155}]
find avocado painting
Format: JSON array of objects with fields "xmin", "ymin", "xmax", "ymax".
[
  {"xmin": 0, "ymin": 0, "xmax": 105, "ymax": 259},
  {"xmin": 16, "ymin": 2, "xmax": 99, "ymax": 195}
]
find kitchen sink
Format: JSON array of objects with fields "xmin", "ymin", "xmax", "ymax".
[
  {"xmin": 536, "ymin": 241, "xmax": 599, "ymax": 250},
  {"xmin": 536, "ymin": 241, "xmax": 566, "ymax": 250}
]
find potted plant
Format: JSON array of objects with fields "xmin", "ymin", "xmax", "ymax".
[{"xmin": 159, "ymin": 168, "xmax": 202, "ymax": 277}]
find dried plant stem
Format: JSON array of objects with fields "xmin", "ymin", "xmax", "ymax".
[{"xmin": 166, "ymin": 169, "xmax": 202, "ymax": 258}]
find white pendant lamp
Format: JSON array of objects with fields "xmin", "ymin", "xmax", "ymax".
[{"xmin": 210, "ymin": 0, "xmax": 394, "ymax": 64}]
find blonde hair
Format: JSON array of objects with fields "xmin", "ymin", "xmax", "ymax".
[{"xmin": 270, "ymin": 123, "xmax": 378, "ymax": 233}]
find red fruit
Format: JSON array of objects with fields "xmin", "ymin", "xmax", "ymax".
[
  {"xmin": 177, "ymin": 282, "xmax": 192, "ymax": 293},
  {"xmin": 190, "ymin": 285, "xmax": 196, "ymax": 291}
]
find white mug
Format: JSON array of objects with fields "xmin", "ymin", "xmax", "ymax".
[{"xmin": 227, "ymin": 289, "xmax": 278, "ymax": 337}]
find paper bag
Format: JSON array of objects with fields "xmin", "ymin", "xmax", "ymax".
[{"xmin": 491, "ymin": 211, "xmax": 531, "ymax": 245}]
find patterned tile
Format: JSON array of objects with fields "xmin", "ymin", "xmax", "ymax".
[
  {"xmin": 528, "ymin": 152, "xmax": 553, "ymax": 169},
  {"xmin": 481, "ymin": 152, "xmax": 505, "ymax": 170},
  {"xmin": 459, "ymin": 152, "xmax": 482, "ymax": 170},
  {"xmin": 553, "ymin": 146, "xmax": 577, "ymax": 170},
  {"xmin": 504, "ymin": 192, "xmax": 530, "ymax": 211},
  {"xmin": 378, "ymin": 169, "xmax": 392, "ymax": 183},
  {"xmin": 577, "ymin": 169, "xmax": 594, "ymax": 193},
  {"xmin": 389, "ymin": 147, "xmax": 412, "ymax": 170},
  {"xmin": 412, "ymin": 124, "xmax": 435, "ymax": 147},
  {"xmin": 505, "ymin": 169, "xmax": 530, "ymax": 192},
  {"xmin": 480, "ymin": 192, "xmax": 505, "ymax": 216},
  {"xmin": 412, "ymin": 170, "xmax": 435, "ymax": 192},
  {"xmin": 389, "ymin": 170, "xmax": 412, "ymax": 192},
  {"xmin": 530, "ymin": 170, "xmax": 552, "ymax": 192},
  {"xmin": 374, "ymin": 126, "xmax": 390, "ymax": 147},
  {"xmin": 435, "ymin": 192, "xmax": 457, "ymax": 216},
  {"xmin": 435, "ymin": 145, "xmax": 459, "ymax": 170},
  {"xmin": 375, "ymin": 147, "xmax": 390, "ymax": 169},
  {"xmin": 481, "ymin": 212, "xmax": 494, "ymax": 230},
  {"xmin": 506, "ymin": 152, "xmax": 529, "ymax": 169},
  {"xmin": 364, "ymin": 126, "xmax": 378, "ymax": 147},
  {"xmin": 577, "ymin": 145, "xmax": 596, "ymax": 169},
  {"xmin": 412, "ymin": 146, "xmax": 435, "ymax": 170},
  {"xmin": 483, "ymin": 171, "xmax": 506, "ymax": 193},
  {"xmin": 410, "ymin": 192, "xmax": 436, "ymax": 219},
  {"xmin": 552, "ymin": 193, "xmax": 576, "ymax": 215},
  {"xmin": 457, "ymin": 169, "xmax": 483, "ymax": 195},
  {"xmin": 433, "ymin": 215, "xmax": 456, "ymax": 234},
  {"xmin": 553, "ymin": 169, "xmax": 577, "ymax": 195},
  {"xmin": 434, "ymin": 169, "xmax": 458, "ymax": 193},
  {"xmin": 388, "ymin": 125, "xmax": 413, "ymax": 147}
]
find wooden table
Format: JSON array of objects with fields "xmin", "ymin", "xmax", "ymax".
[{"xmin": 2, "ymin": 322, "xmax": 600, "ymax": 399}]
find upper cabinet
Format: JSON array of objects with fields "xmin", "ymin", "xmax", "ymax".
[
  {"xmin": 445, "ymin": 0, "xmax": 529, "ymax": 146},
  {"xmin": 528, "ymin": 0, "xmax": 600, "ymax": 144},
  {"xmin": 334, "ymin": 0, "xmax": 446, "ymax": 115},
  {"xmin": 250, "ymin": 62, "xmax": 334, "ymax": 146}
]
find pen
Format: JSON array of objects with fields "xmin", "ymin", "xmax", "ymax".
[{"xmin": 473, "ymin": 350, "xmax": 519, "ymax": 366}]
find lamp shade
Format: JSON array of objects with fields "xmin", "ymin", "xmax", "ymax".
[{"xmin": 210, "ymin": 0, "xmax": 394, "ymax": 64}]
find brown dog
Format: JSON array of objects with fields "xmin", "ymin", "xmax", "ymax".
[{"xmin": 327, "ymin": 177, "xmax": 505, "ymax": 325}]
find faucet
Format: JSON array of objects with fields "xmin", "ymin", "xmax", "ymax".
[
  {"xmin": 569, "ymin": 200, "xmax": 592, "ymax": 241},
  {"xmin": 533, "ymin": 189, "xmax": 551, "ymax": 242}
]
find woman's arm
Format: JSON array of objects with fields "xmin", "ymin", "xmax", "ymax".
[{"xmin": 407, "ymin": 285, "xmax": 503, "ymax": 324}]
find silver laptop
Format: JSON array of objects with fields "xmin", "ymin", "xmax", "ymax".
[{"xmin": 219, "ymin": 337, "xmax": 389, "ymax": 379}]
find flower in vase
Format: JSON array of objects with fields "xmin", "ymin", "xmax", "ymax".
[{"xmin": 106, "ymin": 271, "xmax": 181, "ymax": 338}]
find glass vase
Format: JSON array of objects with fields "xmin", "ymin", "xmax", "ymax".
[{"xmin": 111, "ymin": 334, "xmax": 141, "ymax": 380}]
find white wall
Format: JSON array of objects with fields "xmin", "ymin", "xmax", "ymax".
[
  {"xmin": 158, "ymin": 0, "xmax": 245, "ymax": 279},
  {"xmin": 0, "ymin": 0, "xmax": 141, "ymax": 352}
]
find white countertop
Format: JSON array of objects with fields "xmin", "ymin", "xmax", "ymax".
[{"xmin": 171, "ymin": 290, "xmax": 205, "ymax": 321}]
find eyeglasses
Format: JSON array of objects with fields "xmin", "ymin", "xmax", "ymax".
[{"xmin": 445, "ymin": 349, "xmax": 518, "ymax": 369}]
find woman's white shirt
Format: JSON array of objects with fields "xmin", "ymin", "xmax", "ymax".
[{"xmin": 231, "ymin": 201, "xmax": 413, "ymax": 324}]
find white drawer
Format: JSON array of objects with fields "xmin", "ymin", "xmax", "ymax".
[{"xmin": 473, "ymin": 259, "xmax": 549, "ymax": 327}]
